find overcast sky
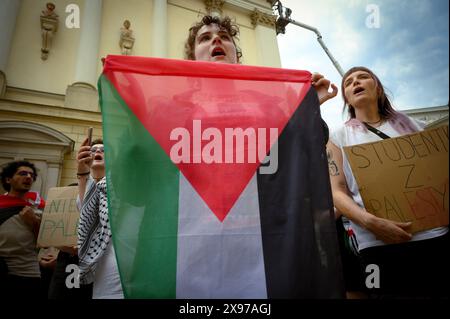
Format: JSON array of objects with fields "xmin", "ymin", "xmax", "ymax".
[{"xmin": 276, "ymin": 0, "xmax": 449, "ymax": 131}]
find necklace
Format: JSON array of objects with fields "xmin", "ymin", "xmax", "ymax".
[{"xmin": 365, "ymin": 118, "xmax": 382, "ymax": 125}]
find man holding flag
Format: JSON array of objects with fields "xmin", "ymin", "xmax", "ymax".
[
  {"xmin": 0, "ymin": 160, "xmax": 45, "ymax": 298},
  {"xmin": 98, "ymin": 15, "xmax": 344, "ymax": 298}
]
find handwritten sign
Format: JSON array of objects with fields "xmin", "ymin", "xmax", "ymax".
[
  {"xmin": 344, "ymin": 125, "xmax": 449, "ymax": 233},
  {"xmin": 37, "ymin": 186, "xmax": 79, "ymax": 247}
]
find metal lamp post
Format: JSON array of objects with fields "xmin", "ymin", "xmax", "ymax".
[{"xmin": 272, "ymin": 0, "xmax": 345, "ymax": 77}]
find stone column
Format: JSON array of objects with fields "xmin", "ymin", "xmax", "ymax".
[
  {"xmin": 0, "ymin": 0, "xmax": 21, "ymax": 72},
  {"xmin": 65, "ymin": 0, "xmax": 102, "ymax": 111},
  {"xmin": 151, "ymin": 0, "xmax": 168, "ymax": 58},
  {"xmin": 73, "ymin": 0, "xmax": 103, "ymax": 86},
  {"xmin": 250, "ymin": 9, "xmax": 281, "ymax": 67},
  {"xmin": 0, "ymin": 0, "xmax": 21, "ymax": 96}
]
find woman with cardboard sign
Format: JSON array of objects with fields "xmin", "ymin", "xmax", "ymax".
[{"xmin": 327, "ymin": 66, "xmax": 448, "ymax": 298}]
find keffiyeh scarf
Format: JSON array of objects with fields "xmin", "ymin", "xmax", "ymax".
[{"xmin": 77, "ymin": 176, "xmax": 112, "ymax": 284}]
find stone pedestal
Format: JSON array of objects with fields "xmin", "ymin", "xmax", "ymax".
[{"xmin": 64, "ymin": 82, "xmax": 99, "ymax": 112}]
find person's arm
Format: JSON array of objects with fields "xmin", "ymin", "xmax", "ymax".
[
  {"xmin": 333, "ymin": 207, "xmax": 342, "ymax": 219},
  {"xmin": 326, "ymin": 141, "xmax": 413, "ymax": 244}
]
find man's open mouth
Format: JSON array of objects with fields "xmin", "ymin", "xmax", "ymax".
[
  {"xmin": 94, "ymin": 154, "xmax": 103, "ymax": 160},
  {"xmin": 211, "ymin": 47, "xmax": 226, "ymax": 57}
]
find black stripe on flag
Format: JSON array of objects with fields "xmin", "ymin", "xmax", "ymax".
[{"xmin": 257, "ymin": 87, "xmax": 345, "ymax": 298}]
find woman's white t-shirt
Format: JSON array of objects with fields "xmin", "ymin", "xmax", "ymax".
[{"xmin": 92, "ymin": 241, "xmax": 124, "ymax": 299}]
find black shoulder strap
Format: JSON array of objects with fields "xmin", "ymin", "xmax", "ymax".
[
  {"xmin": 363, "ymin": 122, "xmax": 391, "ymax": 139},
  {"xmin": 0, "ymin": 206, "xmax": 24, "ymax": 226}
]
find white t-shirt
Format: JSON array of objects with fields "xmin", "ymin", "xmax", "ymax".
[
  {"xmin": 330, "ymin": 119, "xmax": 448, "ymax": 251},
  {"xmin": 92, "ymin": 241, "xmax": 124, "ymax": 299}
]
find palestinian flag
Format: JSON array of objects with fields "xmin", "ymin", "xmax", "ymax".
[
  {"xmin": 99, "ymin": 55, "xmax": 344, "ymax": 298},
  {"xmin": 0, "ymin": 192, "xmax": 45, "ymax": 226}
]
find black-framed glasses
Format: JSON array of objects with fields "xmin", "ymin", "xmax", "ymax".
[
  {"xmin": 16, "ymin": 170, "xmax": 36, "ymax": 180},
  {"xmin": 90, "ymin": 146, "xmax": 104, "ymax": 154}
]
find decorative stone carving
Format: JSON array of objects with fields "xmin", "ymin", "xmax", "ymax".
[
  {"xmin": 250, "ymin": 9, "xmax": 277, "ymax": 29},
  {"xmin": 40, "ymin": 2, "xmax": 59, "ymax": 60},
  {"xmin": 119, "ymin": 20, "xmax": 135, "ymax": 55},
  {"xmin": 204, "ymin": 0, "xmax": 225, "ymax": 17}
]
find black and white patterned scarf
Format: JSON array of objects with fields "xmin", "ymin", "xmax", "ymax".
[{"xmin": 77, "ymin": 176, "xmax": 112, "ymax": 285}]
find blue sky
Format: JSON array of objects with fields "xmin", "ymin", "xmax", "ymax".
[{"xmin": 276, "ymin": 0, "xmax": 449, "ymax": 131}]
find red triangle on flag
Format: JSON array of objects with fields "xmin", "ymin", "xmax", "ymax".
[{"xmin": 104, "ymin": 57, "xmax": 310, "ymax": 222}]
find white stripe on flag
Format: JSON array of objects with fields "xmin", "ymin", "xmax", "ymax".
[{"xmin": 176, "ymin": 174, "xmax": 267, "ymax": 298}]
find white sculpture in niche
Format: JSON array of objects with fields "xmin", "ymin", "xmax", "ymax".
[
  {"xmin": 119, "ymin": 20, "xmax": 135, "ymax": 55},
  {"xmin": 40, "ymin": 2, "xmax": 59, "ymax": 60}
]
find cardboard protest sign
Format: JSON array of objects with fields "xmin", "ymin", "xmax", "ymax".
[
  {"xmin": 37, "ymin": 186, "xmax": 79, "ymax": 247},
  {"xmin": 344, "ymin": 125, "xmax": 449, "ymax": 234}
]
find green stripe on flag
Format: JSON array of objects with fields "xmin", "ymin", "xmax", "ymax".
[{"xmin": 99, "ymin": 75, "xmax": 179, "ymax": 298}]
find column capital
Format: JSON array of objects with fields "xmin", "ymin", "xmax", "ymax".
[
  {"xmin": 204, "ymin": 0, "xmax": 225, "ymax": 16},
  {"xmin": 250, "ymin": 8, "xmax": 276, "ymax": 29}
]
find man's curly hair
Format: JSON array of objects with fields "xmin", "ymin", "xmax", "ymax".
[{"xmin": 184, "ymin": 15, "xmax": 242, "ymax": 62}]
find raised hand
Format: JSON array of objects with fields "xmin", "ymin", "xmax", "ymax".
[
  {"xmin": 77, "ymin": 137, "xmax": 93, "ymax": 175},
  {"xmin": 19, "ymin": 206, "xmax": 40, "ymax": 227},
  {"xmin": 19, "ymin": 206, "xmax": 41, "ymax": 237},
  {"xmin": 311, "ymin": 72, "xmax": 338, "ymax": 105}
]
